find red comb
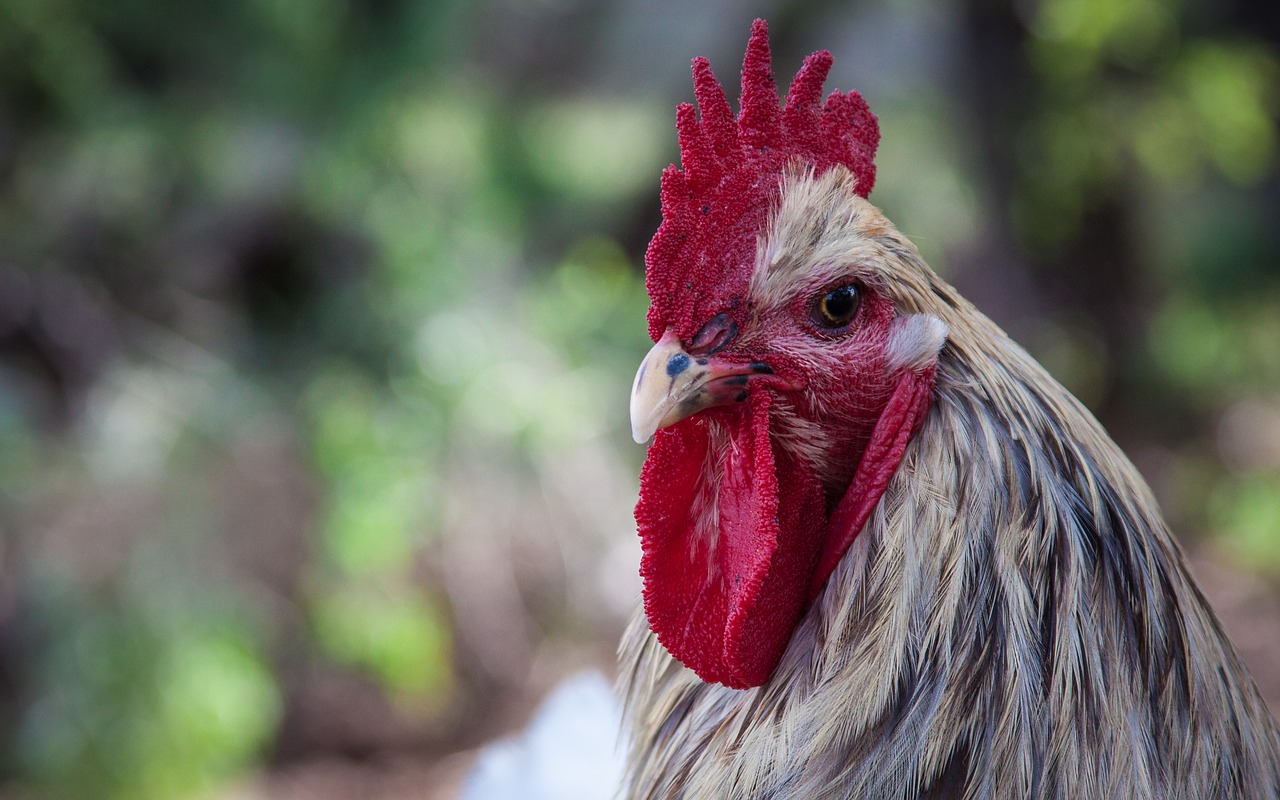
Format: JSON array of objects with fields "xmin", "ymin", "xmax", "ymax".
[{"xmin": 644, "ymin": 19, "xmax": 880, "ymax": 342}]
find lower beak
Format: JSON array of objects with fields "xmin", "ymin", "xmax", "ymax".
[{"xmin": 629, "ymin": 331, "xmax": 773, "ymax": 443}]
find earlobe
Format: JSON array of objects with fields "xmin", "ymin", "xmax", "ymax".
[{"xmin": 884, "ymin": 313, "xmax": 948, "ymax": 372}]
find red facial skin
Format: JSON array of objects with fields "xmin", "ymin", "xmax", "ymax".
[{"xmin": 738, "ymin": 283, "xmax": 900, "ymax": 497}]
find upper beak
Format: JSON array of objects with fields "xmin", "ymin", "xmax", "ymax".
[{"xmin": 629, "ymin": 330, "xmax": 773, "ymax": 443}]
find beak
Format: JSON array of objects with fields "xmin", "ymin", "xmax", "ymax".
[{"xmin": 629, "ymin": 330, "xmax": 773, "ymax": 443}]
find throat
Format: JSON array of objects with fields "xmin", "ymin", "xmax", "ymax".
[{"xmin": 766, "ymin": 400, "xmax": 875, "ymax": 503}]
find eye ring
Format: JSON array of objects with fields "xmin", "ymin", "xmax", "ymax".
[{"xmin": 812, "ymin": 283, "xmax": 860, "ymax": 329}]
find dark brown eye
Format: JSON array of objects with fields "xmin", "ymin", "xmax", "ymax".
[{"xmin": 813, "ymin": 284, "xmax": 859, "ymax": 329}]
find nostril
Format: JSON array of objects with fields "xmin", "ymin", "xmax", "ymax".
[
  {"xmin": 667, "ymin": 353, "xmax": 691, "ymax": 377},
  {"xmin": 689, "ymin": 312, "xmax": 739, "ymax": 355}
]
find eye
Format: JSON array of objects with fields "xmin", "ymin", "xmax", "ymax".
[{"xmin": 812, "ymin": 284, "xmax": 860, "ymax": 329}]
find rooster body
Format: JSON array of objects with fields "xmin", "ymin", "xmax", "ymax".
[{"xmin": 621, "ymin": 22, "xmax": 1280, "ymax": 800}]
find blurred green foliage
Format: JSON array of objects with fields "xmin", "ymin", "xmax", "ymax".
[
  {"xmin": 1016, "ymin": 0, "xmax": 1278, "ymax": 249},
  {"xmin": 14, "ymin": 533, "xmax": 280, "ymax": 799},
  {"xmin": 0, "ymin": 0, "xmax": 1277, "ymax": 797}
]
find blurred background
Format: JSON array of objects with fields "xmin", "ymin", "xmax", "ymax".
[{"xmin": 0, "ymin": 0, "xmax": 1277, "ymax": 797}]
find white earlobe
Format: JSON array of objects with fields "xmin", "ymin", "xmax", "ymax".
[{"xmin": 884, "ymin": 313, "xmax": 948, "ymax": 372}]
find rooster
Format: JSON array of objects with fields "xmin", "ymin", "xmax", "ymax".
[{"xmin": 621, "ymin": 20, "xmax": 1280, "ymax": 800}]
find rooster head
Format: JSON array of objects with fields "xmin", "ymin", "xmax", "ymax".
[{"xmin": 630, "ymin": 19, "xmax": 949, "ymax": 689}]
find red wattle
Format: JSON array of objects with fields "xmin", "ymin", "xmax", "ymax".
[{"xmin": 635, "ymin": 393, "xmax": 825, "ymax": 689}]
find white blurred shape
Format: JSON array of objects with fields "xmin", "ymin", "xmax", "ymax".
[{"xmin": 462, "ymin": 672, "xmax": 625, "ymax": 800}]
